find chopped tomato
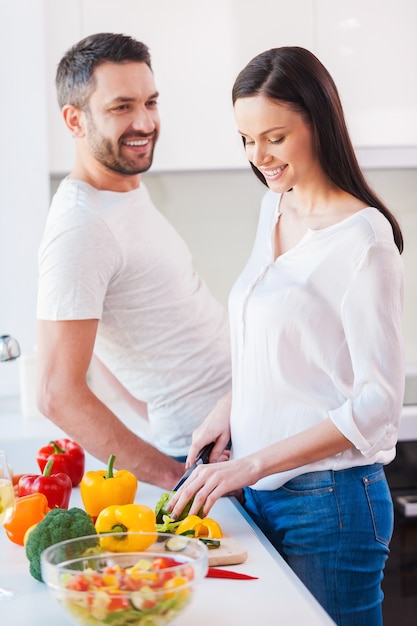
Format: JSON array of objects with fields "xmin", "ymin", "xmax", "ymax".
[
  {"xmin": 143, "ymin": 599, "xmax": 157, "ymax": 609},
  {"xmin": 108, "ymin": 596, "xmax": 130, "ymax": 611},
  {"xmin": 149, "ymin": 556, "xmax": 181, "ymax": 585},
  {"xmin": 120, "ymin": 576, "xmax": 145, "ymax": 591},
  {"xmin": 66, "ymin": 574, "xmax": 90, "ymax": 592},
  {"xmin": 150, "ymin": 557, "xmax": 181, "ymax": 570},
  {"xmin": 181, "ymin": 564, "xmax": 195, "ymax": 582}
]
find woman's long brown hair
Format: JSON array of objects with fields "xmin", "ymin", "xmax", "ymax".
[{"xmin": 232, "ymin": 47, "xmax": 403, "ymax": 253}]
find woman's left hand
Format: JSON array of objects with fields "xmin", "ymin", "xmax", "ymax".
[{"xmin": 167, "ymin": 457, "xmax": 250, "ymax": 519}]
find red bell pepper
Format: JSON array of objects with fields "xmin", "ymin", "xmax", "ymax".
[
  {"xmin": 37, "ymin": 438, "xmax": 85, "ymax": 486},
  {"xmin": 18, "ymin": 460, "xmax": 72, "ymax": 509}
]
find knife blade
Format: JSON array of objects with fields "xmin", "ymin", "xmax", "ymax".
[
  {"xmin": 172, "ymin": 442, "xmax": 215, "ymax": 491},
  {"xmin": 206, "ymin": 567, "xmax": 258, "ymax": 580}
]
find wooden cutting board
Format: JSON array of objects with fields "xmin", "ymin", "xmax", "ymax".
[{"xmin": 208, "ymin": 536, "xmax": 248, "ymax": 566}]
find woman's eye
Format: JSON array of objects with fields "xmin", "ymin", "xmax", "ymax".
[
  {"xmin": 244, "ymin": 139, "xmax": 255, "ymax": 146},
  {"xmin": 270, "ymin": 137, "xmax": 284, "ymax": 144}
]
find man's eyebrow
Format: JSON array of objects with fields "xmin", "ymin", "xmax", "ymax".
[{"xmin": 107, "ymin": 92, "xmax": 160, "ymax": 105}]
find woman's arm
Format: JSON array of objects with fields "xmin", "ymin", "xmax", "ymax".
[{"xmin": 168, "ymin": 417, "xmax": 352, "ymax": 518}]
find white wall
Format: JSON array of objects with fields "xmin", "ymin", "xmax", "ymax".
[
  {"xmin": 138, "ymin": 168, "xmax": 417, "ymax": 369},
  {"xmin": 1, "ymin": 0, "xmax": 416, "ymax": 401},
  {"xmin": 51, "ymin": 166, "xmax": 417, "ymax": 368},
  {"xmin": 0, "ymin": 0, "xmax": 50, "ymax": 396}
]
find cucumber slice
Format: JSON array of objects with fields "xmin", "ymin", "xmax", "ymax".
[
  {"xmin": 199, "ymin": 538, "xmax": 221, "ymax": 549},
  {"xmin": 165, "ymin": 536, "xmax": 189, "ymax": 552}
]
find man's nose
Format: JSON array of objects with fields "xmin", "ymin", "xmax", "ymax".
[{"xmin": 131, "ymin": 107, "xmax": 156, "ymax": 134}]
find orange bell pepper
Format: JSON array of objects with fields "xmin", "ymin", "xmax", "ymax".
[{"xmin": 4, "ymin": 492, "xmax": 50, "ymax": 545}]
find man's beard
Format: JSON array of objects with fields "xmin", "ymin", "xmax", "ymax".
[{"xmin": 86, "ymin": 116, "xmax": 157, "ymax": 175}]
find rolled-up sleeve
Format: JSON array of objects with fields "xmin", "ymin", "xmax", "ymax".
[{"xmin": 329, "ymin": 242, "xmax": 404, "ymax": 456}]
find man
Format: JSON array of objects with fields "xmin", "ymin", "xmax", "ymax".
[{"xmin": 36, "ymin": 33, "xmax": 231, "ymax": 489}]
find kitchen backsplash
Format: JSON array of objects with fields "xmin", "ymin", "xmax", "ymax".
[{"xmin": 50, "ymin": 167, "xmax": 417, "ymax": 367}]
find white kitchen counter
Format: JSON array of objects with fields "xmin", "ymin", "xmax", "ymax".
[
  {"xmin": 0, "ymin": 433, "xmax": 335, "ymax": 626},
  {"xmin": 1, "ymin": 393, "xmax": 416, "ymax": 626}
]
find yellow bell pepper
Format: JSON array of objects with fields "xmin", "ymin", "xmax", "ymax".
[
  {"xmin": 80, "ymin": 454, "xmax": 137, "ymax": 518},
  {"xmin": 175, "ymin": 514, "xmax": 223, "ymax": 539},
  {"xmin": 95, "ymin": 503, "xmax": 157, "ymax": 551}
]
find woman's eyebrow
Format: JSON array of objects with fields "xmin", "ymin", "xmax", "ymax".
[{"xmin": 238, "ymin": 125, "xmax": 286, "ymax": 137}]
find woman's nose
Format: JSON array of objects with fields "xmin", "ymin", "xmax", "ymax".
[{"xmin": 252, "ymin": 144, "xmax": 272, "ymax": 169}]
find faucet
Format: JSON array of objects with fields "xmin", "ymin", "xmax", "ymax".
[{"xmin": 0, "ymin": 335, "xmax": 21, "ymax": 362}]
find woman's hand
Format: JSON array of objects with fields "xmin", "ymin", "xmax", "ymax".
[
  {"xmin": 170, "ymin": 418, "xmax": 354, "ymax": 518},
  {"xmin": 186, "ymin": 390, "xmax": 232, "ymax": 468},
  {"xmin": 168, "ymin": 456, "xmax": 252, "ymax": 518}
]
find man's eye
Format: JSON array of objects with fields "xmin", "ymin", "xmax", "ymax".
[
  {"xmin": 147, "ymin": 99, "xmax": 159, "ymax": 107},
  {"xmin": 113, "ymin": 104, "xmax": 130, "ymax": 112}
]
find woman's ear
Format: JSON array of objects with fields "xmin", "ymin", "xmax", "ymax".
[{"xmin": 62, "ymin": 104, "xmax": 85, "ymax": 138}]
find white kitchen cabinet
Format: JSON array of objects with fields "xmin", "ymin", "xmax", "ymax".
[
  {"xmin": 315, "ymin": 0, "xmax": 417, "ymax": 166},
  {"xmin": 44, "ymin": 0, "xmax": 82, "ymax": 176},
  {"xmin": 45, "ymin": 0, "xmax": 314, "ymax": 173},
  {"xmin": 45, "ymin": 0, "xmax": 416, "ymax": 173}
]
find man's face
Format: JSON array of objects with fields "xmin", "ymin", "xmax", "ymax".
[{"xmin": 82, "ymin": 61, "xmax": 160, "ymax": 176}]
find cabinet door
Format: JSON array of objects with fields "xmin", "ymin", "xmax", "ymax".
[
  {"xmin": 47, "ymin": 0, "xmax": 416, "ymax": 172},
  {"xmin": 316, "ymin": 0, "xmax": 417, "ymax": 150},
  {"xmin": 45, "ymin": 0, "xmax": 82, "ymax": 175},
  {"xmin": 47, "ymin": 0, "xmax": 314, "ymax": 173}
]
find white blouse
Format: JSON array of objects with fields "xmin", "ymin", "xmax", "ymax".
[{"xmin": 229, "ymin": 190, "xmax": 405, "ymax": 490}]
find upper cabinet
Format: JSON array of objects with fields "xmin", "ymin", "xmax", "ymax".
[
  {"xmin": 45, "ymin": 0, "xmax": 417, "ymax": 174},
  {"xmin": 315, "ymin": 0, "xmax": 417, "ymax": 168}
]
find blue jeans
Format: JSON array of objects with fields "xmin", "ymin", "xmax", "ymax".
[{"xmin": 243, "ymin": 464, "xmax": 393, "ymax": 626}]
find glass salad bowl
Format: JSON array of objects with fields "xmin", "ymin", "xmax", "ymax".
[{"xmin": 41, "ymin": 531, "xmax": 208, "ymax": 626}]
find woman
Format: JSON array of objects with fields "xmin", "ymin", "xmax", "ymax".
[{"xmin": 168, "ymin": 47, "xmax": 404, "ymax": 625}]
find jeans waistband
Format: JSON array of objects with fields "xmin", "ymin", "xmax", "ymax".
[{"xmin": 282, "ymin": 463, "xmax": 384, "ymax": 490}]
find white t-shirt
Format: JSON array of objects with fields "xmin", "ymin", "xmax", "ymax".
[
  {"xmin": 229, "ymin": 190, "xmax": 405, "ymax": 490},
  {"xmin": 37, "ymin": 178, "xmax": 231, "ymax": 457}
]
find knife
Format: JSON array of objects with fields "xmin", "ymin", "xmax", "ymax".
[
  {"xmin": 172, "ymin": 442, "xmax": 215, "ymax": 491},
  {"xmin": 206, "ymin": 567, "xmax": 258, "ymax": 580}
]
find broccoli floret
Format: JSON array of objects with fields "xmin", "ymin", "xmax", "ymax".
[{"xmin": 25, "ymin": 507, "xmax": 97, "ymax": 582}]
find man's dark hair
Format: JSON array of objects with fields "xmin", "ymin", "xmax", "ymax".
[{"xmin": 56, "ymin": 32, "xmax": 152, "ymax": 109}]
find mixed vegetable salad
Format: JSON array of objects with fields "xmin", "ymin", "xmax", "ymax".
[{"xmin": 60, "ymin": 555, "xmax": 194, "ymax": 626}]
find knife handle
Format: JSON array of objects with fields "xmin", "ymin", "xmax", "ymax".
[
  {"xmin": 172, "ymin": 442, "xmax": 215, "ymax": 491},
  {"xmin": 195, "ymin": 442, "xmax": 215, "ymax": 464}
]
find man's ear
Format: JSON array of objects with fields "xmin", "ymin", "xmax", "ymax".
[{"xmin": 62, "ymin": 104, "xmax": 85, "ymax": 138}]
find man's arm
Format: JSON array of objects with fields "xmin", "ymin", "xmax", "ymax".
[
  {"xmin": 36, "ymin": 319, "xmax": 185, "ymax": 489},
  {"xmin": 89, "ymin": 354, "xmax": 149, "ymax": 420}
]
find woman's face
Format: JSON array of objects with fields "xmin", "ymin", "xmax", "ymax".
[{"xmin": 234, "ymin": 95, "xmax": 321, "ymax": 193}]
